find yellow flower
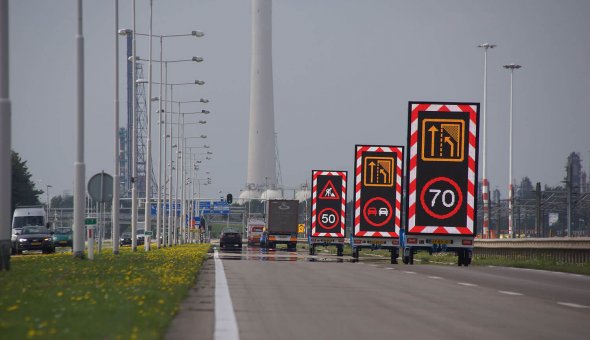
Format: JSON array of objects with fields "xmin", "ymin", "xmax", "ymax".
[
  {"xmin": 57, "ymin": 292, "xmax": 63, "ymax": 297},
  {"xmin": 6, "ymin": 305, "xmax": 19, "ymax": 312}
]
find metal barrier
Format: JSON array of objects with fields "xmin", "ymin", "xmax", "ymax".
[{"xmin": 474, "ymin": 238, "xmax": 590, "ymax": 263}]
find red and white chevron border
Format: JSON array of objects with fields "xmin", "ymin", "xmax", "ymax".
[
  {"xmin": 354, "ymin": 146, "xmax": 403, "ymax": 238},
  {"xmin": 311, "ymin": 171, "xmax": 346, "ymax": 237},
  {"xmin": 408, "ymin": 103, "xmax": 477, "ymax": 235}
]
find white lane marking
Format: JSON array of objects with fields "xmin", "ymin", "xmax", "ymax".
[
  {"xmin": 498, "ymin": 290, "xmax": 523, "ymax": 296},
  {"xmin": 487, "ymin": 265, "xmax": 497, "ymax": 268},
  {"xmin": 428, "ymin": 276, "xmax": 443, "ymax": 280},
  {"xmin": 403, "ymin": 271, "xmax": 416, "ymax": 274},
  {"xmin": 457, "ymin": 282, "xmax": 478, "ymax": 287},
  {"xmin": 557, "ymin": 302, "xmax": 590, "ymax": 309},
  {"xmin": 214, "ymin": 250, "xmax": 240, "ymax": 340},
  {"xmin": 385, "ymin": 267, "xmax": 395, "ymax": 270},
  {"xmin": 369, "ymin": 264, "xmax": 379, "ymax": 267}
]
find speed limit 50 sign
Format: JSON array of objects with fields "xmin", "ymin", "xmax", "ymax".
[
  {"xmin": 406, "ymin": 102, "xmax": 479, "ymax": 235},
  {"xmin": 311, "ymin": 170, "xmax": 347, "ymax": 237}
]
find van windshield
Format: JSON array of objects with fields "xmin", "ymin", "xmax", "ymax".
[{"xmin": 12, "ymin": 216, "xmax": 44, "ymax": 228}]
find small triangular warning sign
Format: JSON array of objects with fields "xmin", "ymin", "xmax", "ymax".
[{"xmin": 319, "ymin": 180, "xmax": 339, "ymax": 200}]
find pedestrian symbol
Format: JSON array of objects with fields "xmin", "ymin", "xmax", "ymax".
[
  {"xmin": 319, "ymin": 180, "xmax": 340, "ymax": 200},
  {"xmin": 421, "ymin": 118, "xmax": 465, "ymax": 162},
  {"xmin": 363, "ymin": 157, "xmax": 394, "ymax": 187}
]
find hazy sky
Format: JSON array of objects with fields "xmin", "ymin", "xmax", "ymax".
[{"xmin": 9, "ymin": 0, "xmax": 590, "ymax": 201}]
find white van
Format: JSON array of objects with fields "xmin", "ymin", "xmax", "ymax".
[{"xmin": 12, "ymin": 206, "xmax": 47, "ymax": 232}]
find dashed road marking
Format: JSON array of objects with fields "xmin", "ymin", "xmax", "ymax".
[
  {"xmin": 403, "ymin": 271, "xmax": 416, "ymax": 274},
  {"xmin": 557, "ymin": 302, "xmax": 590, "ymax": 309},
  {"xmin": 498, "ymin": 290, "xmax": 523, "ymax": 296},
  {"xmin": 385, "ymin": 267, "xmax": 395, "ymax": 270},
  {"xmin": 457, "ymin": 282, "xmax": 478, "ymax": 287},
  {"xmin": 428, "ymin": 276, "xmax": 443, "ymax": 280}
]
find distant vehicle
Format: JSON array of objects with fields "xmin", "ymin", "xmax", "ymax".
[
  {"xmin": 247, "ymin": 219, "xmax": 265, "ymax": 246},
  {"xmin": 367, "ymin": 207, "xmax": 377, "ymax": 216},
  {"xmin": 137, "ymin": 229, "xmax": 145, "ymax": 246},
  {"xmin": 220, "ymin": 227, "xmax": 242, "ymax": 249},
  {"xmin": 378, "ymin": 208, "xmax": 389, "ymax": 216},
  {"xmin": 52, "ymin": 227, "xmax": 73, "ymax": 248},
  {"xmin": 12, "ymin": 225, "xmax": 55, "ymax": 254},
  {"xmin": 262, "ymin": 200, "xmax": 299, "ymax": 251},
  {"xmin": 11, "ymin": 206, "xmax": 49, "ymax": 252},
  {"xmin": 120, "ymin": 231, "xmax": 132, "ymax": 246}
]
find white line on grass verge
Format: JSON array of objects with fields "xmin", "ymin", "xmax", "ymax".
[{"xmin": 214, "ymin": 250, "xmax": 240, "ymax": 340}]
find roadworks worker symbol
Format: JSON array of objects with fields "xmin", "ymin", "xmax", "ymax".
[
  {"xmin": 363, "ymin": 157, "xmax": 394, "ymax": 187},
  {"xmin": 421, "ymin": 118, "xmax": 465, "ymax": 162},
  {"xmin": 319, "ymin": 180, "xmax": 340, "ymax": 200}
]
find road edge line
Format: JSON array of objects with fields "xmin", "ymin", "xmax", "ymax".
[{"xmin": 214, "ymin": 250, "xmax": 240, "ymax": 340}]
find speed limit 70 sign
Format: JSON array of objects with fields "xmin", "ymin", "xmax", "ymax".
[
  {"xmin": 311, "ymin": 170, "xmax": 347, "ymax": 237},
  {"xmin": 406, "ymin": 102, "xmax": 479, "ymax": 235}
]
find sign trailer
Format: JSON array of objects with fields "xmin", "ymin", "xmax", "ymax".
[
  {"xmin": 309, "ymin": 170, "xmax": 347, "ymax": 256},
  {"xmin": 403, "ymin": 102, "xmax": 479, "ymax": 266},
  {"xmin": 352, "ymin": 145, "xmax": 404, "ymax": 264}
]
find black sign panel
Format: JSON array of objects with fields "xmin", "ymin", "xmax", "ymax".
[
  {"xmin": 311, "ymin": 171, "xmax": 346, "ymax": 237},
  {"xmin": 266, "ymin": 200, "xmax": 299, "ymax": 234},
  {"xmin": 353, "ymin": 145, "xmax": 403, "ymax": 238},
  {"xmin": 406, "ymin": 102, "xmax": 479, "ymax": 235}
]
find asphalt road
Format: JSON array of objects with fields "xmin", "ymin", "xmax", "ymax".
[{"xmin": 169, "ymin": 245, "xmax": 590, "ymax": 340}]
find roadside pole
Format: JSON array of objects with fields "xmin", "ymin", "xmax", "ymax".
[{"xmin": 0, "ymin": 0, "xmax": 12, "ymax": 270}]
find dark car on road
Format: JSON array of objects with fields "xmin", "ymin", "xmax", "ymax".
[
  {"xmin": 12, "ymin": 225, "xmax": 55, "ymax": 254},
  {"xmin": 220, "ymin": 227, "xmax": 242, "ymax": 249},
  {"xmin": 120, "ymin": 231, "xmax": 132, "ymax": 246},
  {"xmin": 52, "ymin": 227, "xmax": 73, "ymax": 248}
]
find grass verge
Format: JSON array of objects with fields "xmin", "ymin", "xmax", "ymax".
[{"xmin": 0, "ymin": 243, "xmax": 211, "ymax": 339}]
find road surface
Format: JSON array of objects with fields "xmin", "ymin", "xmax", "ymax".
[{"xmin": 167, "ymin": 245, "xmax": 590, "ymax": 340}]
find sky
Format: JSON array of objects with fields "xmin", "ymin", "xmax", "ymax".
[{"xmin": 8, "ymin": 0, "xmax": 590, "ymax": 202}]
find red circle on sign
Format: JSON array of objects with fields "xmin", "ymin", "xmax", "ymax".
[
  {"xmin": 318, "ymin": 208, "xmax": 339, "ymax": 230},
  {"xmin": 362, "ymin": 197, "xmax": 393, "ymax": 227},
  {"xmin": 420, "ymin": 176, "xmax": 463, "ymax": 220}
]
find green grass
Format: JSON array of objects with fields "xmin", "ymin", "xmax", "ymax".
[
  {"xmin": 0, "ymin": 244, "xmax": 211, "ymax": 339},
  {"xmin": 306, "ymin": 243, "xmax": 590, "ymax": 275}
]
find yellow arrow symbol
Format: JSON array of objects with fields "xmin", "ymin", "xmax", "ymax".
[
  {"xmin": 428, "ymin": 125, "xmax": 438, "ymax": 157},
  {"xmin": 444, "ymin": 136, "xmax": 454, "ymax": 157},
  {"xmin": 368, "ymin": 161, "xmax": 376, "ymax": 183}
]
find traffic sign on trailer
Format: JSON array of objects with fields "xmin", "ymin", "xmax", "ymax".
[
  {"xmin": 353, "ymin": 145, "xmax": 404, "ymax": 238},
  {"xmin": 311, "ymin": 170, "xmax": 347, "ymax": 237},
  {"xmin": 406, "ymin": 102, "xmax": 479, "ymax": 235}
]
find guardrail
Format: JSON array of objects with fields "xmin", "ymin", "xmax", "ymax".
[{"xmin": 474, "ymin": 238, "xmax": 590, "ymax": 263}]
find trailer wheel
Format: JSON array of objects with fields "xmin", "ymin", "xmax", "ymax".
[
  {"xmin": 390, "ymin": 249, "xmax": 398, "ymax": 264},
  {"xmin": 409, "ymin": 250, "xmax": 414, "ymax": 265},
  {"xmin": 457, "ymin": 250, "xmax": 464, "ymax": 266},
  {"xmin": 337, "ymin": 245, "xmax": 343, "ymax": 257},
  {"xmin": 309, "ymin": 245, "xmax": 315, "ymax": 255},
  {"xmin": 352, "ymin": 247, "xmax": 359, "ymax": 262}
]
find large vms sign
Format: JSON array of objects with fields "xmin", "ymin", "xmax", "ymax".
[
  {"xmin": 311, "ymin": 170, "xmax": 347, "ymax": 237},
  {"xmin": 406, "ymin": 102, "xmax": 479, "ymax": 235},
  {"xmin": 354, "ymin": 145, "xmax": 403, "ymax": 238}
]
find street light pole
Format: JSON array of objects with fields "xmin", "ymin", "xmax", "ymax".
[
  {"xmin": 478, "ymin": 43, "xmax": 496, "ymax": 238},
  {"xmin": 131, "ymin": 0, "xmax": 138, "ymax": 251},
  {"xmin": 0, "ymin": 0, "xmax": 12, "ymax": 270},
  {"xmin": 504, "ymin": 63, "xmax": 522, "ymax": 238},
  {"xmin": 112, "ymin": 0, "xmax": 121, "ymax": 255},
  {"xmin": 73, "ymin": 0, "xmax": 86, "ymax": 259},
  {"xmin": 156, "ymin": 35, "xmax": 163, "ymax": 248},
  {"xmin": 143, "ymin": 0, "xmax": 153, "ymax": 251}
]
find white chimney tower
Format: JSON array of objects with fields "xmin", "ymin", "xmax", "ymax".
[{"xmin": 242, "ymin": 0, "xmax": 278, "ymax": 200}]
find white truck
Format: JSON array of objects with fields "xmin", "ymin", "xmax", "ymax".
[{"xmin": 11, "ymin": 206, "xmax": 49, "ymax": 254}]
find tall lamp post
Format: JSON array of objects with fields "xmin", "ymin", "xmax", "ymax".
[
  {"xmin": 73, "ymin": 0, "xmax": 86, "ymax": 259},
  {"xmin": 503, "ymin": 63, "xmax": 522, "ymax": 238},
  {"xmin": 0, "ymin": 0, "xmax": 12, "ymax": 270},
  {"xmin": 478, "ymin": 43, "xmax": 496, "ymax": 238},
  {"xmin": 113, "ymin": 0, "xmax": 121, "ymax": 255}
]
